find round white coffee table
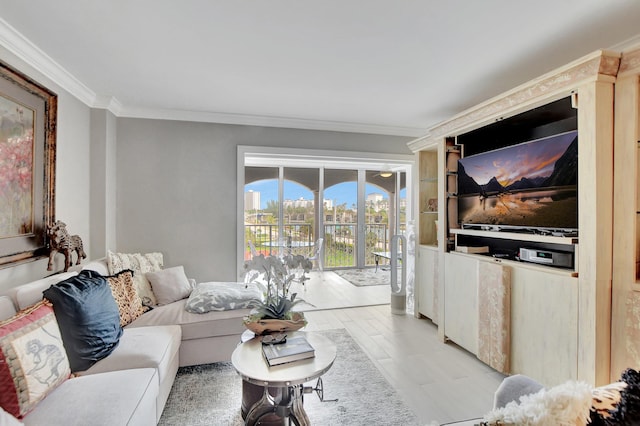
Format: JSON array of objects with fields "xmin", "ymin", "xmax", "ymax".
[{"xmin": 231, "ymin": 331, "xmax": 337, "ymax": 426}]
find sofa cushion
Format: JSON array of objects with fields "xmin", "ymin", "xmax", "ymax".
[
  {"xmin": 23, "ymin": 368, "xmax": 158, "ymax": 426},
  {"xmin": 12, "ymin": 272, "xmax": 78, "ymax": 310},
  {"xmin": 80, "ymin": 325, "xmax": 181, "ymax": 388},
  {"xmin": 127, "ymin": 299, "xmax": 250, "ymax": 340},
  {"xmin": 0, "ymin": 300, "xmax": 71, "ymax": 419},
  {"xmin": 146, "ymin": 266, "xmax": 192, "ymax": 305},
  {"xmin": 42, "ymin": 270, "xmax": 123, "ymax": 372},
  {"xmin": 106, "ymin": 270, "xmax": 148, "ymax": 326},
  {"xmin": 0, "ymin": 297, "xmax": 16, "ymax": 321},
  {"xmin": 107, "ymin": 251, "xmax": 163, "ymax": 307},
  {"xmin": 185, "ymin": 282, "xmax": 261, "ymax": 313}
]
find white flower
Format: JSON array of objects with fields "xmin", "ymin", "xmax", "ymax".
[{"xmin": 243, "ymin": 253, "xmax": 311, "ymax": 320}]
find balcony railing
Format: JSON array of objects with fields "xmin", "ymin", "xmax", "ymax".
[{"xmin": 245, "ymin": 223, "xmax": 397, "ymax": 269}]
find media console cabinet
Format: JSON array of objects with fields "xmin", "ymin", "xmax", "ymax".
[{"xmin": 410, "ymin": 49, "xmax": 623, "ymax": 386}]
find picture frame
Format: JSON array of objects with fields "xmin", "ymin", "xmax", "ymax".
[{"xmin": 0, "ymin": 60, "xmax": 56, "ymax": 268}]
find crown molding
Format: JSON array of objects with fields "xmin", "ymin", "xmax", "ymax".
[
  {"xmin": 93, "ymin": 95, "xmax": 124, "ymax": 115},
  {"xmin": 0, "ymin": 17, "xmax": 97, "ymax": 105},
  {"xmin": 117, "ymin": 105, "xmax": 425, "ymax": 137},
  {"xmin": 0, "ymin": 17, "xmax": 423, "ymax": 137},
  {"xmin": 423, "ymin": 50, "xmax": 620, "ymax": 142},
  {"xmin": 407, "ymin": 134, "xmax": 438, "ymax": 152},
  {"xmin": 610, "ymin": 33, "xmax": 640, "ymax": 53}
]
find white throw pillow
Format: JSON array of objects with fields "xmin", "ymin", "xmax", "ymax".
[{"xmin": 146, "ymin": 266, "xmax": 192, "ymax": 305}]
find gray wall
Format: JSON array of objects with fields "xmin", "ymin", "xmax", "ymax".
[
  {"xmin": 90, "ymin": 109, "xmax": 117, "ymax": 259},
  {"xmin": 116, "ymin": 118, "xmax": 413, "ymax": 283},
  {"xmin": 0, "ymin": 48, "xmax": 92, "ymax": 292}
]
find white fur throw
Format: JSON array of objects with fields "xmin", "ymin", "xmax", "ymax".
[{"xmin": 483, "ymin": 380, "xmax": 592, "ymax": 426}]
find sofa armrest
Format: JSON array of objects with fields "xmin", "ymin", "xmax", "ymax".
[{"xmin": 0, "ymin": 296, "xmax": 16, "ymax": 321}]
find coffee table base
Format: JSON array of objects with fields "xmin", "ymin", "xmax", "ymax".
[
  {"xmin": 242, "ymin": 380, "xmax": 310, "ymax": 426},
  {"xmin": 232, "ymin": 332, "xmax": 337, "ymax": 426}
]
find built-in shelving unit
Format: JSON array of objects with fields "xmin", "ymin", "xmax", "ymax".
[
  {"xmin": 450, "ymin": 250, "xmax": 578, "ymax": 277},
  {"xmin": 418, "ymin": 150, "xmax": 438, "ymax": 246},
  {"xmin": 450, "ymin": 228, "xmax": 577, "ymax": 245},
  {"xmin": 409, "ymin": 49, "xmax": 620, "ymax": 386},
  {"xmin": 444, "ymin": 97, "xmax": 580, "ymax": 272},
  {"xmin": 612, "ymin": 44, "xmax": 640, "ymax": 382},
  {"xmin": 444, "ymin": 140, "xmax": 459, "ymax": 252}
]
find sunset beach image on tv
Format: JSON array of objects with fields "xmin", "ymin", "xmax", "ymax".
[{"xmin": 457, "ymin": 130, "xmax": 578, "ymax": 231}]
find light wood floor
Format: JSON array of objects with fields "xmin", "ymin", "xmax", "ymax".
[
  {"xmin": 291, "ymin": 270, "xmax": 390, "ymax": 311},
  {"xmin": 299, "ymin": 271, "xmax": 505, "ymax": 425}
]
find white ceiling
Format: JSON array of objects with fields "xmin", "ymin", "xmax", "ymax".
[{"xmin": 1, "ymin": 1, "xmax": 640, "ymax": 137}]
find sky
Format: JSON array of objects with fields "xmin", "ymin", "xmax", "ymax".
[
  {"xmin": 245, "ymin": 180, "xmax": 406, "ymax": 209},
  {"xmin": 459, "ymin": 130, "xmax": 577, "ymax": 186}
]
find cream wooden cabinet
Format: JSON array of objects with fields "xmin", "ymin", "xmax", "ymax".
[
  {"xmin": 443, "ymin": 253, "xmax": 479, "ymax": 355},
  {"xmin": 410, "ymin": 49, "xmax": 619, "ymax": 386},
  {"xmin": 418, "ymin": 150, "xmax": 439, "ymax": 246},
  {"xmin": 509, "ymin": 265, "xmax": 578, "ymax": 386},
  {"xmin": 611, "ymin": 45, "xmax": 640, "ymax": 381},
  {"xmin": 414, "ymin": 143, "xmax": 445, "ymax": 327},
  {"xmin": 417, "ymin": 246, "xmax": 439, "ymax": 323},
  {"xmin": 442, "ymin": 254, "xmax": 578, "ymax": 385}
]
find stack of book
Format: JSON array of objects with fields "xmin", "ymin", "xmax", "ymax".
[{"xmin": 262, "ymin": 336, "xmax": 315, "ymax": 366}]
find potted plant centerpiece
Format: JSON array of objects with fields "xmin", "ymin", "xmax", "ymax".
[{"xmin": 243, "ymin": 253, "xmax": 313, "ymax": 335}]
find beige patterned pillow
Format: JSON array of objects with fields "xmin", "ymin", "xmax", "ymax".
[
  {"xmin": 106, "ymin": 270, "xmax": 148, "ymax": 326},
  {"xmin": 0, "ymin": 300, "xmax": 71, "ymax": 418},
  {"xmin": 107, "ymin": 251, "xmax": 163, "ymax": 306}
]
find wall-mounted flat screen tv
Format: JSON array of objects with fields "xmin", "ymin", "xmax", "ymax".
[{"xmin": 457, "ymin": 130, "xmax": 578, "ymax": 233}]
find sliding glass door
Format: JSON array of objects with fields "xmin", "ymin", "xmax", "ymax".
[
  {"xmin": 283, "ymin": 167, "xmax": 318, "ymax": 257},
  {"xmin": 244, "ymin": 167, "xmax": 280, "ymax": 259},
  {"xmin": 240, "ymin": 149, "xmax": 413, "ymax": 274},
  {"xmin": 364, "ymin": 170, "xmax": 407, "ymax": 266},
  {"xmin": 324, "ymin": 169, "xmax": 358, "ymax": 268}
]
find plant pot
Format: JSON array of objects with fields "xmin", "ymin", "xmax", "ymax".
[{"xmin": 243, "ymin": 312, "xmax": 307, "ymax": 335}]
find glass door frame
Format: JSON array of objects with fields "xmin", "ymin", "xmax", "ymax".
[
  {"xmin": 237, "ymin": 146, "xmax": 414, "ymax": 279},
  {"xmin": 357, "ymin": 170, "xmax": 366, "ymax": 268}
]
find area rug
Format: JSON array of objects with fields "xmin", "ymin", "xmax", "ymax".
[
  {"xmin": 158, "ymin": 329, "xmax": 419, "ymax": 425},
  {"xmin": 333, "ymin": 267, "xmax": 396, "ymax": 287}
]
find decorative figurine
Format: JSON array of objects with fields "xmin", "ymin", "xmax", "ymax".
[{"xmin": 46, "ymin": 220, "xmax": 86, "ymax": 272}]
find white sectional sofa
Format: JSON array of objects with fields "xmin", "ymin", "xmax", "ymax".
[{"xmin": 0, "ymin": 257, "xmax": 253, "ymax": 425}]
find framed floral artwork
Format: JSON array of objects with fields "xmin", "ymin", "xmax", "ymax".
[{"xmin": 0, "ymin": 60, "xmax": 56, "ymax": 267}]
